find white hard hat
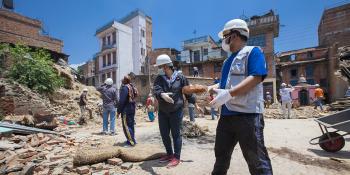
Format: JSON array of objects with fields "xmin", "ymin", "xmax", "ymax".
[
  {"xmin": 218, "ymin": 19, "xmax": 249, "ymax": 39},
  {"xmin": 281, "ymin": 83, "xmax": 286, "ymax": 86},
  {"xmin": 105, "ymin": 78, "xmax": 113, "ymax": 85},
  {"xmin": 315, "ymin": 84, "xmax": 320, "ymax": 87},
  {"xmin": 83, "ymin": 88, "xmax": 88, "ymax": 92},
  {"xmin": 266, "ymin": 92, "xmax": 270, "ymax": 94},
  {"xmin": 154, "ymin": 54, "xmax": 173, "ymax": 67}
]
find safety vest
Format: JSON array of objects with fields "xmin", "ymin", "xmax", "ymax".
[{"xmin": 224, "ymin": 46, "xmax": 264, "ymax": 114}]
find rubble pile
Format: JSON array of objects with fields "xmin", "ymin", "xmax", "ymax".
[
  {"xmin": 182, "ymin": 121, "xmax": 209, "ymax": 138},
  {"xmin": 0, "ymin": 62, "xmax": 104, "ymax": 126},
  {"xmin": 329, "ymin": 97, "xmax": 350, "ymax": 111},
  {"xmin": 0, "ymin": 79, "xmax": 53, "ymax": 116},
  {"xmin": 0, "ymin": 133, "xmax": 77, "ymax": 174},
  {"xmin": 264, "ymin": 105, "xmax": 331, "ymax": 119}
]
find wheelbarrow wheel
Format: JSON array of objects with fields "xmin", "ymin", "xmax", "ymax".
[{"xmin": 319, "ymin": 132, "xmax": 345, "ymax": 152}]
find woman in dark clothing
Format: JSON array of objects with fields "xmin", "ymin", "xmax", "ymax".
[
  {"xmin": 153, "ymin": 54, "xmax": 195, "ymax": 168},
  {"xmin": 117, "ymin": 75, "xmax": 138, "ymax": 147}
]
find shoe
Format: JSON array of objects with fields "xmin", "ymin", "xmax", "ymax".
[
  {"xmin": 110, "ymin": 132, "xmax": 117, "ymax": 136},
  {"xmin": 167, "ymin": 157, "xmax": 180, "ymax": 168},
  {"xmin": 159, "ymin": 155, "xmax": 174, "ymax": 163}
]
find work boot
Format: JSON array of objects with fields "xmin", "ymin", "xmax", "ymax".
[
  {"xmin": 167, "ymin": 157, "xmax": 180, "ymax": 168},
  {"xmin": 159, "ymin": 155, "xmax": 174, "ymax": 163}
]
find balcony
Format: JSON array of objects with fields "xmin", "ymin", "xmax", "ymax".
[
  {"xmin": 208, "ymin": 49, "xmax": 227, "ymax": 60},
  {"xmin": 101, "ymin": 43, "xmax": 117, "ymax": 51}
]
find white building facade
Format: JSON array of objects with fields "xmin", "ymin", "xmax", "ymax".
[
  {"xmin": 119, "ymin": 10, "xmax": 151, "ymax": 75},
  {"xmin": 95, "ymin": 21, "xmax": 133, "ymax": 90}
]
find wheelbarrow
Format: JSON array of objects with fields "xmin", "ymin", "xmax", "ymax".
[{"xmin": 309, "ymin": 108, "xmax": 350, "ymax": 152}]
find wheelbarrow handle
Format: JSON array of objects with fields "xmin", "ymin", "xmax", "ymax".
[{"xmin": 309, "ymin": 136, "xmax": 322, "ymax": 145}]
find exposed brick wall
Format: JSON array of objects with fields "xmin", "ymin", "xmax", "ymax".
[
  {"xmin": 0, "ymin": 9, "xmax": 63, "ymax": 53},
  {"xmin": 318, "ymin": 3, "xmax": 350, "ymax": 47}
]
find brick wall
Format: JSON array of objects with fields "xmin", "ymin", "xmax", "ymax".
[
  {"xmin": 318, "ymin": 3, "xmax": 350, "ymax": 47},
  {"xmin": 0, "ymin": 9, "xmax": 63, "ymax": 53}
]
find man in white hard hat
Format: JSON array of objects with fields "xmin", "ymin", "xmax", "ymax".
[
  {"xmin": 264, "ymin": 91, "xmax": 272, "ymax": 108},
  {"xmin": 279, "ymin": 83, "xmax": 294, "ymax": 119},
  {"xmin": 153, "ymin": 54, "xmax": 196, "ymax": 168},
  {"xmin": 97, "ymin": 78, "xmax": 119, "ymax": 135},
  {"xmin": 208, "ymin": 19, "xmax": 273, "ymax": 174}
]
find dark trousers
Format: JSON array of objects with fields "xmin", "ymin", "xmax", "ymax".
[
  {"xmin": 121, "ymin": 113, "xmax": 136, "ymax": 145},
  {"xmin": 158, "ymin": 109, "xmax": 183, "ymax": 159},
  {"xmin": 212, "ymin": 114, "xmax": 273, "ymax": 175}
]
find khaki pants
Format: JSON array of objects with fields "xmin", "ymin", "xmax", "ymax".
[{"xmin": 281, "ymin": 101, "xmax": 292, "ymax": 119}]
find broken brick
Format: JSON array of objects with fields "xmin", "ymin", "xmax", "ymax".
[
  {"xmin": 107, "ymin": 158, "xmax": 122, "ymax": 166},
  {"xmin": 76, "ymin": 166, "xmax": 90, "ymax": 174}
]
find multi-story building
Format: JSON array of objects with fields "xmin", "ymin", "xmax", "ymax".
[
  {"xmin": 318, "ymin": 2, "xmax": 350, "ymax": 47},
  {"xmin": 79, "ymin": 58, "xmax": 97, "ymax": 86},
  {"xmin": 119, "ymin": 10, "xmax": 152, "ymax": 75},
  {"xmin": 276, "ymin": 47, "xmax": 330, "ymax": 104},
  {"xmin": 81, "ymin": 10, "xmax": 152, "ymax": 89},
  {"xmin": 178, "ymin": 35, "xmax": 226, "ymax": 78},
  {"xmin": 95, "ymin": 21, "xmax": 133, "ymax": 89}
]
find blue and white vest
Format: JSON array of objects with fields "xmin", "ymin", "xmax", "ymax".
[{"xmin": 224, "ymin": 46, "xmax": 264, "ymax": 114}]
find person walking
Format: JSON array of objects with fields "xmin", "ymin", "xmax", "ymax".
[
  {"xmin": 314, "ymin": 84, "xmax": 324, "ymax": 111},
  {"xmin": 280, "ymin": 83, "xmax": 294, "ymax": 119},
  {"xmin": 118, "ymin": 75, "xmax": 138, "ymax": 146}
]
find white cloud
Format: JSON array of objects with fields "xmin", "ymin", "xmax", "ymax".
[{"xmin": 69, "ymin": 62, "xmax": 85, "ymax": 70}]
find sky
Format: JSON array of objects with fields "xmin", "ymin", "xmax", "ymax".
[{"xmin": 12, "ymin": 0, "xmax": 350, "ymax": 65}]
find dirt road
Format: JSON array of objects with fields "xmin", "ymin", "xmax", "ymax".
[{"xmin": 72, "ymin": 116, "xmax": 350, "ymax": 175}]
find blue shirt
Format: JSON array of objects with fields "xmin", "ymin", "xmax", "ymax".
[{"xmin": 219, "ymin": 47, "xmax": 267, "ymax": 116}]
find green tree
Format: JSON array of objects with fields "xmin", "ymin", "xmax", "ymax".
[{"xmin": 0, "ymin": 44, "xmax": 64, "ymax": 94}]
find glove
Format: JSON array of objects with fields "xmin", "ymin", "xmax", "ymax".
[
  {"xmin": 208, "ymin": 84, "xmax": 219, "ymax": 94},
  {"xmin": 161, "ymin": 92, "xmax": 174, "ymax": 104},
  {"xmin": 209, "ymin": 89, "xmax": 232, "ymax": 108}
]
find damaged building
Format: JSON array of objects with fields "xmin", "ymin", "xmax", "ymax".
[{"xmin": 276, "ymin": 2, "xmax": 350, "ymax": 104}]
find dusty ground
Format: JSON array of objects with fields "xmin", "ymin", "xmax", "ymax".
[{"xmin": 69, "ymin": 114, "xmax": 350, "ymax": 175}]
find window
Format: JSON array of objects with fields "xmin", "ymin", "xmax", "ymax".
[
  {"xmin": 290, "ymin": 80, "xmax": 298, "ymax": 86},
  {"xmin": 193, "ymin": 50, "xmax": 200, "ymax": 62},
  {"xmin": 102, "ymin": 37, "xmax": 106, "ymax": 46},
  {"xmin": 112, "ymin": 51, "xmax": 116, "ymax": 64},
  {"xmin": 247, "ymin": 34, "xmax": 266, "ymax": 47},
  {"xmin": 102, "ymin": 74, "xmax": 106, "ymax": 83},
  {"xmin": 320, "ymin": 78, "xmax": 327, "ymax": 87},
  {"xmin": 103, "ymin": 55, "xmax": 106, "ymax": 67},
  {"xmin": 107, "ymin": 53, "xmax": 111, "ymax": 66},
  {"xmin": 290, "ymin": 54, "xmax": 296, "ymax": 61},
  {"xmin": 107, "ymin": 72, "xmax": 111, "ymax": 78},
  {"xmin": 306, "ymin": 65, "xmax": 313, "ymax": 77},
  {"xmin": 141, "ymin": 48, "xmax": 145, "ymax": 56},
  {"xmin": 214, "ymin": 62, "xmax": 222, "ymax": 72},
  {"xmin": 112, "ymin": 32, "xmax": 116, "ymax": 44},
  {"xmin": 112, "ymin": 71, "xmax": 116, "ymax": 83},
  {"xmin": 141, "ymin": 79, "xmax": 146, "ymax": 86},
  {"xmin": 290, "ymin": 68, "xmax": 298, "ymax": 78},
  {"xmin": 203, "ymin": 48, "xmax": 208, "ymax": 56},
  {"xmin": 107, "ymin": 36, "xmax": 111, "ymax": 45},
  {"xmin": 141, "ymin": 29, "xmax": 145, "ymax": 38},
  {"xmin": 306, "ymin": 79, "xmax": 315, "ymax": 85},
  {"xmin": 307, "ymin": 51, "xmax": 313, "ymax": 58}
]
